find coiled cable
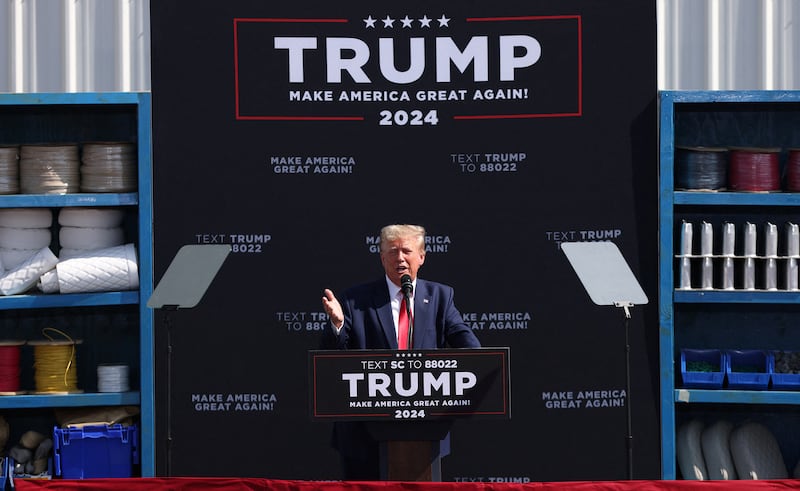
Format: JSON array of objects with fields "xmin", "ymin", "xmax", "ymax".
[{"xmin": 30, "ymin": 328, "xmax": 81, "ymax": 393}]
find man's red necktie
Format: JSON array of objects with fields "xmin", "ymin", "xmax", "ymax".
[{"xmin": 398, "ymin": 296, "xmax": 410, "ymax": 349}]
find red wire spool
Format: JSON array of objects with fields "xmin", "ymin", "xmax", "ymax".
[
  {"xmin": 728, "ymin": 147, "xmax": 781, "ymax": 192},
  {"xmin": 786, "ymin": 149, "xmax": 800, "ymax": 192},
  {"xmin": 0, "ymin": 341, "xmax": 24, "ymax": 393}
]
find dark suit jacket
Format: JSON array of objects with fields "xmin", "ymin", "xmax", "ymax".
[
  {"xmin": 321, "ymin": 277, "xmax": 481, "ymax": 460},
  {"xmin": 322, "ymin": 277, "xmax": 481, "ymax": 351}
]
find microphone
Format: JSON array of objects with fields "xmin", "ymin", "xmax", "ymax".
[{"xmin": 400, "ymin": 274, "xmax": 413, "ymax": 297}]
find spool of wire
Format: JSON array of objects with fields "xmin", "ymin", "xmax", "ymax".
[
  {"xmin": 675, "ymin": 146, "xmax": 728, "ymax": 191},
  {"xmin": 785, "ymin": 149, "xmax": 800, "ymax": 192},
  {"xmin": 29, "ymin": 328, "xmax": 82, "ymax": 393},
  {"xmin": 80, "ymin": 142, "xmax": 138, "ymax": 193},
  {"xmin": 97, "ymin": 364, "xmax": 130, "ymax": 392},
  {"xmin": 19, "ymin": 144, "xmax": 81, "ymax": 194},
  {"xmin": 0, "ymin": 341, "xmax": 24, "ymax": 393},
  {"xmin": 728, "ymin": 147, "xmax": 781, "ymax": 192},
  {"xmin": 0, "ymin": 146, "xmax": 20, "ymax": 195}
]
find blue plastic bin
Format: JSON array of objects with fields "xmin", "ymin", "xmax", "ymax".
[
  {"xmin": 53, "ymin": 424, "xmax": 138, "ymax": 479},
  {"xmin": 726, "ymin": 350, "xmax": 771, "ymax": 389},
  {"xmin": 7, "ymin": 456, "xmax": 52, "ymax": 488},
  {"xmin": 680, "ymin": 349, "xmax": 725, "ymax": 388},
  {"xmin": 770, "ymin": 350, "xmax": 800, "ymax": 390}
]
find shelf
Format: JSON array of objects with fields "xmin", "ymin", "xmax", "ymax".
[
  {"xmin": 674, "ymin": 290, "xmax": 800, "ymax": 304},
  {"xmin": 0, "ymin": 92, "xmax": 145, "ymax": 107},
  {"xmin": 674, "ymin": 191, "xmax": 800, "ymax": 206},
  {"xmin": 0, "ymin": 391, "xmax": 140, "ymax": 409},
  {"xmin": 674, "ymin": 389, "xmax": 800, "ymax": 405},
  {"xmin": 663, "ymin": 90, "xmax": 800, "ymax": 104},
  {"xmin": 0, "ymin": 193, "xmax": 138, "ymax": 208},
  {"xmin": 0, "ymin": 291, "xmax": 139, "ymax": 310}
]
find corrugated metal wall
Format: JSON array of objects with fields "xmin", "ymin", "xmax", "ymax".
[
  {"xmin": 658, "ymin": 0, "xmax": 800, "ymax": 90},
  {"xmin": 0, "ymin": 0, "xmax": 798, "ymax": 93},
  {"xmin": 0, "ymin": 0, "xmax": 150, "ymax": 93}
]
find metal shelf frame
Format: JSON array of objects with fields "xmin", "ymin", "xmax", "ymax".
[
  {"xmin": 0, "ymin": 92, "xmax": 154, "ymax": 476},
  {"xmin": 659, "ymin": 90, "xmax": 800, "ymax": 479}
]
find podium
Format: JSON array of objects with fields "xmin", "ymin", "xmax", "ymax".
[
  {"xmin": 308, "ymin": 348, "xmax": 511, "ymax": 481},
  {"xmin": 366, "ymin": 420, "xmax": 451, "ymax": 480}
]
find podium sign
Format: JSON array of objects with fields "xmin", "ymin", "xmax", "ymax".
[{"xmin": 309, "ymin": 348, "xmax": 510, "ymax": 422}]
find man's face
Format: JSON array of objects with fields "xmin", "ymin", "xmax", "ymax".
[{"xmin": 380, "ymin": 235, "xmax": 426, "ymax": 287}]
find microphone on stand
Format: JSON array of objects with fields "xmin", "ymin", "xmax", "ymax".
[
  {"xmin": 400, "ymin": 274, "xmax": 414, "ymax": 348},
  {"xmin": 401, "ymin": 274, "xmax": 413, "ymax": 298}
]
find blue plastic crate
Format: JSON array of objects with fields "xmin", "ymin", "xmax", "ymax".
[
  {"xmin": 770, "ymin": 350, "xmax": 800, "ymax": 390},
  {"xmin": 54, "ymin": 424, "xmax": 138, "ymax": 479},
  {"xmin": 680, "ymin": 349, "xmax": 725, "ymax": 388},
  {"xmin": 7, "ymin": 456, "xmax": 52, "ymax": 489},
  {"xmin": 726, "ymin": 349, "xmax": 771, "ymax": 389}
]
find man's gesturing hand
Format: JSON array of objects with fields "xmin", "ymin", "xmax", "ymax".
[{"xmin": 322, "ymin": 288, "xmax": 344, "ymax": 329}]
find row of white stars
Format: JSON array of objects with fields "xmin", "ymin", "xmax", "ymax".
[{"xmin": 363, "ymin": 15, "xmax": 451, "ymax": 29}]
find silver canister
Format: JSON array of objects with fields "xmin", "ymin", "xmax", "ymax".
[
  {"xmin": 786, "ymin": 223, "xmax": 799, "ymax": 290},
  {"xmin": 787, "ymin": 258, "xmax": 799, "ymax": 291},
  {"xmin": 743, "ymin": 222, "xmax": 757, "ymax": 290},
  {"xmin": 680, "ymin": 221, "xmax": 693, "ymax": 256},
  {"xmin": 721, "ymin": 222, "xmax": 735, "ymax": 290},
  {"xmin": 764, "ymin": 223, "xmax": 778, "ymax": 290},
  {"xmin": 765, "ymin": 222, "xmax": 778, "ymax": 256},
  {"xmin": 744, "ymin": 222, "xmax": 757, "ymax": 257},
  {"xmin": 679, "ymin": 258, "xmax": 692, "ymax": 289},
  {"xmin": 679, "ymin": 221, "xmax": 693, "ymax": 289},
  {"xmin": 765, "ymin": 223, "xmax": 778, "ymax": 290},
  {"xmin": 701, "ymin": 222, "xmax": 714, "ymax": 289}
]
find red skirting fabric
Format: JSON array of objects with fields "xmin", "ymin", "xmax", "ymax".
[{"xmin": 13, "ymin": 479, "xmax": 800, "ymax": 491}]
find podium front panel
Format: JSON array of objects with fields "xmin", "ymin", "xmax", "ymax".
[{"xmin": 308, "ymin": 348, "xmax": 510, "ymax": 422}]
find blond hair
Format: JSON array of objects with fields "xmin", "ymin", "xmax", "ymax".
[{"xmin": 380, "ymin": 224, "xmax": 426, "ymax": 252}]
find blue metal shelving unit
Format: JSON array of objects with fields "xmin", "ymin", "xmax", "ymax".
[
  {"xmin": 0, "ymin": 92, "xmax": 154, "ymax": 477},
  {"xmin": 659, "ymin": 90, "xmax": 800, "ymax": 479}
]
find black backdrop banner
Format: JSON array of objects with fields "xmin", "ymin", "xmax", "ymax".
[{"xmin": 150, "ymin": 0, "xmax": 659, "ymax": 482}]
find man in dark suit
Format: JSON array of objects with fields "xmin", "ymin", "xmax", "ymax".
[{"xmin": 321, "ymin": 223, "xmax": 481, "ymax": 480}]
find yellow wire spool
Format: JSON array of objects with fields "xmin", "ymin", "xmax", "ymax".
[{"xmin": 29, "ymin": 328, "xmax": 83, "ymax": 394}]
